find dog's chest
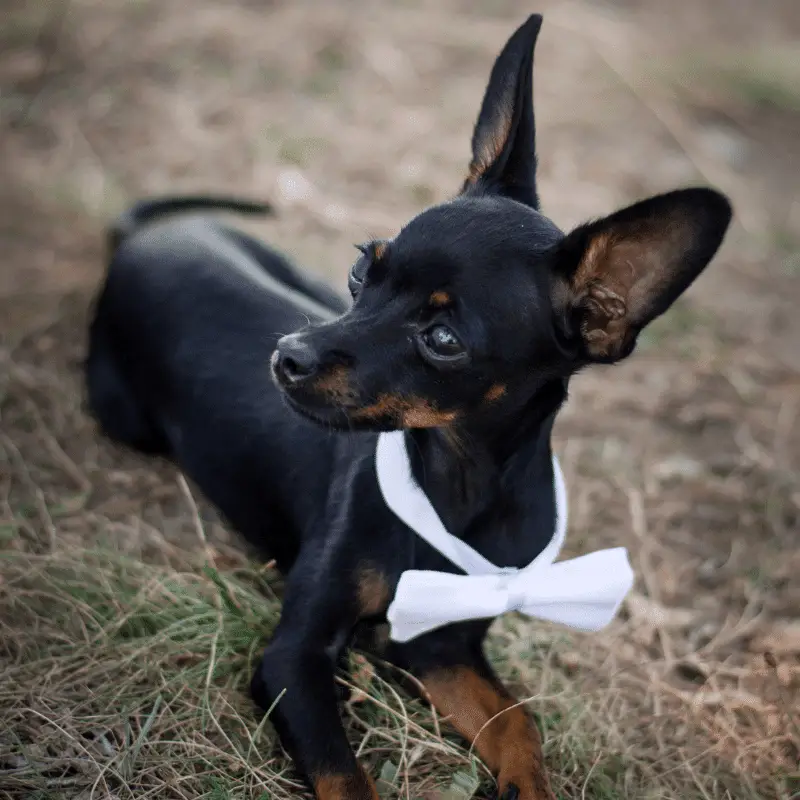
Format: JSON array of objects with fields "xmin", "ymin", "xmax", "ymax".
[
  {"xmin": 418, "ymin": 482, "xmax": 557, "ymax": 574},
  {"xmin": 375, "ymin": 430, "xmax": 561, "ymax": 579}
]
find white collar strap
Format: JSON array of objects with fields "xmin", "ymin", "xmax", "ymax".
[{"xmin": 375, "ymin": 430, "xmax": 634, "ymax": 643}]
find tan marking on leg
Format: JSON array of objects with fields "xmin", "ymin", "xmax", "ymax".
[
  {"xmin": 421, "ymin": 667, "xmax": 555, "ymax": 800},
  {"xmin": 314, "ymin": 770, "xmax": 379, "ymax": 800},
  {"xmin": 355, "ymin": 563, "xmax": 391, "ymax": 617}
]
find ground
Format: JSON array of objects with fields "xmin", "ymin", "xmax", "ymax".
[{"xmin": 1, "ymin": 0, "xmax": 799, "ymax": 798}]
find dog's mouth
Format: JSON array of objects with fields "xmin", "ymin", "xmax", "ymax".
[
  {"xmin": 281, "ymin": 390, "xmax": 408, "ymax": 433},
  {"xmin": 281, "ymin": 392, "xmax": 358, "ymax": 429},
  {"xmin": 271, "ymin": 363, "xmax": 380, "ymax": 431},
  {"xmin": 273, "ymin": 377, "xmax": 404, "ymax": 433},
  {"xmin": 279, "ymin": 382, "xmax": 459, "ymax": 434}
]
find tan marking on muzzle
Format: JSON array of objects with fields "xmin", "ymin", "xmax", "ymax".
[
  {"xmin": 351, "ymin": 393, "xmax": 458, "ymax": 428},
  {"xmin": 314, "ymin": 364, "xmax": 357, "ymax": 403}
]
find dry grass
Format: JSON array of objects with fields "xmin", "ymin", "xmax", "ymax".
[
  {"xmin": 1, "ymin": 0, "xmax": 800, "ymax": 797},
  {"xmin": 0, "ymin": 540, "xmax": 792, "ymax": 800}
]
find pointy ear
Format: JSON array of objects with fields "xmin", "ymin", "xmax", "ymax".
[
  {"xmin": 553, "ymin": 188, "xmax": 733, "ymax": 363},
  {"xmin": 460, "ymin": 14, "xmax": 542, "ymax": 209}
]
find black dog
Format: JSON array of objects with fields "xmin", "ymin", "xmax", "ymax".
[{"xmin": 85, "ymin": 15, "xmax": 732, "ymax": 800}]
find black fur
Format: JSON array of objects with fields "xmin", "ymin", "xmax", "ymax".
[{"xmin": 85, "ymin": 15, "xmax": 732, "ymax": 800}]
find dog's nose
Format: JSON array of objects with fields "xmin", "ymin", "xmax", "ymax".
[{"xmin": 275, "ymin": 334, "xmax": 319, "ymax": 384}]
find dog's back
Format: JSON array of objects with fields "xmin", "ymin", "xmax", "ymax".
[
  {"xmin": 88, "ymin": 196, "xmax": 269, "ymax": 453},
  {"xmin": 85, "ymin": 197, "xmax": 348, "ymax": 562}
]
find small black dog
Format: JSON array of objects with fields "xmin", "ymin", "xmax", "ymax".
[{"xmin": 86, "ymin": 15, "xmax": 732, "ymax": 800}]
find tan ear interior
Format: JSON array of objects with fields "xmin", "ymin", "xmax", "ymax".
[
  {"xmin": 463, "ymin": 104, "xmax": 513, "ymax": 189},
  {"xmin": 571, "ymin": 233, "xmax": 672, "ymax": 361}
]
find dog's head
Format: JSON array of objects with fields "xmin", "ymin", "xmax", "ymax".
[{"xmin": 273, "ymin": 14, "xmax": 732, "ymax": 432}]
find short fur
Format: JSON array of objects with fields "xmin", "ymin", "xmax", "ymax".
[{"xmin": 85, "ymin": 15, "xmax": 732, "ymax": 800}]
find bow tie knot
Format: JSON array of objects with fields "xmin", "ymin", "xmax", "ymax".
[{"xmin": 498, "ymin": 570, "xmax": 529, "ymax": 613}]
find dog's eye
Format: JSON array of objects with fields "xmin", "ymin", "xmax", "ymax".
[
  {"xmin": 349, "ymin": 258, "xmax": 367, "ymax": 284},
  {"xmin": 422, "ymin": 325, "xmax": 464, "ymax": 357},
  {"xmin": 348, "ymin": 248, "xmax": 369, "ymax": 295}
]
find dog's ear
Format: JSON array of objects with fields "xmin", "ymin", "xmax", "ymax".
[
  {"xmin": 553, "ymin": 188, "xmax": 733, "ymax": 363},
  {"xmin": 461, "ymin": 14, "xmax": 542, "ymax": 208}
]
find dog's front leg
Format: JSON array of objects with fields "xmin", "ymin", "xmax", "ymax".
[
  {"xmin": 250, "ymin": 547, "xmax": 378, "ymax": 800},
  {"xmin": 406, "ymin": 641, "xmax": 555, "ymax": 800},
  {"xmin": 252, "ymin": 641, "xmax": 377, "ymax": 799}
]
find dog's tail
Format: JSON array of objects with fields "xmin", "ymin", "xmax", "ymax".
[{"xmin": 108, "ymin": 195, "xmax": 275, "ymax": 255}]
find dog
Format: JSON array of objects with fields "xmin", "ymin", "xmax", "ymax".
[{"xmin": 85, "ymin": 14, "xmax": 732, "ymax": 800}]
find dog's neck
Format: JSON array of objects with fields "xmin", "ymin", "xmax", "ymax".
[{"xmin": 405, "ymin": 378, "xmax": 567, "ymax": 539}]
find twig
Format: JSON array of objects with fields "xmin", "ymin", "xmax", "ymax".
[
  {"xmin": 370, "ymin": 656, "xmax": 443, "ymax": 741},
  {"xmin": 763, "ymin": 652, "xmax": 800, "ymax": 746},
  {"xmin": 26, "ymin": 707, "xmax": 118, "ymax": 796},
  {"xmin": 23, "ymin": 398, "xmax": 91, "ymax": 495},
  {"xmin": 177, "ymin": 473, "xmax": 216, "ymax": 567},
  {"xmin": 0, "ymin": 432, "xmax": 56, "ymax": 551},
  {"xmin": 697, "ymin": 587, "xmax": 763, "ymax": 657},
  {"xmin": 627, "ymin": 488, "xmax": 675, "ymax": 664},
  {"xmin": 335, "ymin": 674, "xmax": 463, "ymax": 759}
]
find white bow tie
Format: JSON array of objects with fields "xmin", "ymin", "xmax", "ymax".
[{"xmin": 375, "ymin": 431, "xmax": 634, "ymax": 643}]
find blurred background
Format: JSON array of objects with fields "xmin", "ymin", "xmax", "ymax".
[{"xmin": 1, "ymin": 1, "xmax": 798, "ymax": 798}]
